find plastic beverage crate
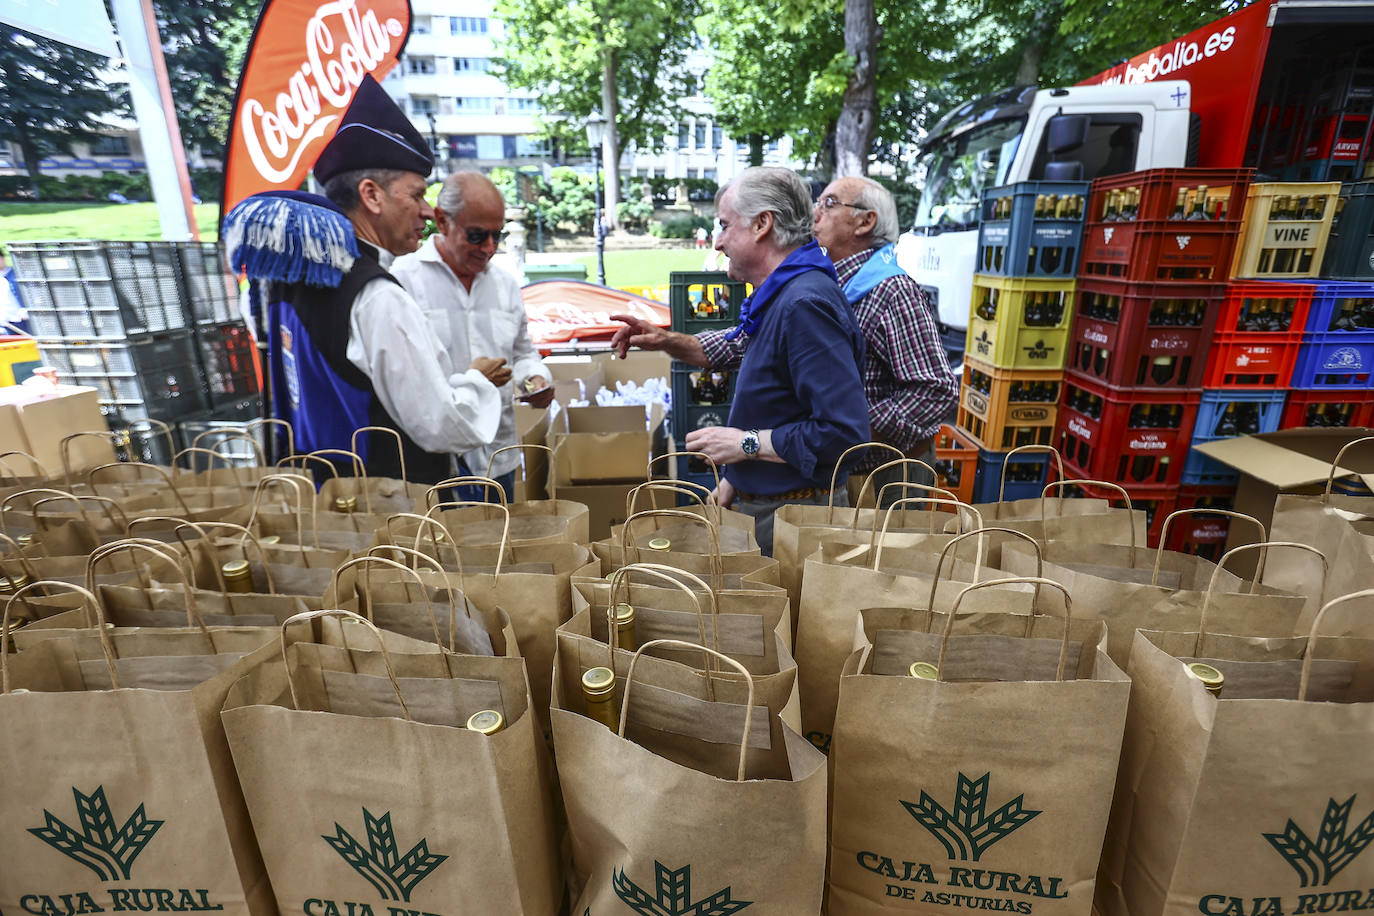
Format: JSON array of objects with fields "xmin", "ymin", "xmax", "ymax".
[
  {"xmin": 1217, "ymin": 281, "xmax": 1315, "ymax": 334},
  {"xmin": 971, "ymin": 448, "xmax": 1058, "ymax": 504},
  {"xmin": 1182, "ymin": 390, "xmax": 1289, "ymax": 485},
  {"xmin": 196, "ymin": 321, "xmax": 261, "ymax": 406},
  {"xmin": 176, "ymin": 242, "xmax": 239, "ymax": 325},
  {"xmin": 1163, "ymin": 484, "xmax": 1239, "ymax": 562},
  {"xmin": 9, "ymin": 241, "xmax": 188, "ymax": 338},
  {"xmin": 1280, "ymin": 389, "xmax": 1374, "ymax": 428},
  {"xmin": 1321, "ymin": 180, "xmax": 1374, "ymax": 280},
  {"xmin": 1087, "ymin": 168, "xmax": 1254, "ymax": 224},
  {"xmin": 1302, "ymin": 279, "xmax": 1374, "ymax": 332},
  {"xmin": 1055, "ymin": 371, "xmax": 1200, "ymax": 488},
  {"xmin": 933, "ymin": 424, "xmax": 979, "ymax": 505},
  {"xmin": 1069, "ymin": 279, "xmax": 1225, "ymax": 390},
  {"xmin": 1291, "ymin": 333, "xmax": 1374, "ymax": 388},
  {"xmin": 1230, "ymin": 181, "xmax": 1342, "ymax": 279},
  {"xmin": 956, "ymin": 358, "xmax": 1062, "ymax": 450},
  {"xmin": 1202, "ymin": 281, "xmax": 1315, "ymax": 388},
  {"xmin": 964, "ymin": 275, "xmax": 1075, "ymax": 370},
  {"xmin": 1079, "ymin": 219, "xmax": 1242, "ymax": 283},
  {"xmin": 42, "ymin": 331, "xmax": 210, "ymax": 423},
  {"xmin": 670, "ymin": 362, "xmax": 735, "ymax": 437},
  {"xmin": 668, "ymin": 272, "xmax": 748, "ymax": 334},
  {"xmin": 976, "ymin": 180, "xmax": 1089, "ymax": 278},
  {"xmin": 1068, "ymin": 475, "xmax": 1177, "ymax": 549}
]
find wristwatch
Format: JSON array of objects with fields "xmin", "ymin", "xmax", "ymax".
[{"xmin": 741, "ymin": 429, "xmax": 761, "ymax": 457}]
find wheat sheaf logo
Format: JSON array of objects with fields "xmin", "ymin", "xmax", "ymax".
[
  {"xmin": 902, "ymin": 772, "xmax": 1041, "ymax": 862},
  {"xmin": 1265, "ymin": 795, "xmax": 1374, "ymax": 888},
  {"xmin": 29, "ymin": 786, "xmax": 164, "ymax": 881},
  {"xmin": 324, "ymin": 808, "xmax": 448, "ymax": 902},
  {"xmin": 613, "ymin": 859, "xmax": 754, "ymax": 914}
]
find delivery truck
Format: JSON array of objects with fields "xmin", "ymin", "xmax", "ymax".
[{"xmin": 898, "ymin": 0, "xmax": 1374, "ymax": 356}]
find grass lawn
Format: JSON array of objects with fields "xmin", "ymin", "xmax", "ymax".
[
  {"xmin": 0, "ymin": 202, "xmax": 222, "ymax": 243},
  {"xmin": 563, "ymin": 247, "xmax": 713, "ymax": 290}
]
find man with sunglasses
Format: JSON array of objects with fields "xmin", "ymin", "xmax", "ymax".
[
  {"xmin": 812, "ymin": 177, "xmax": 959, "ymax": 507},
  {"xmin": 393, "ymin": 171, "xmax": 553, "ymax": 500}
]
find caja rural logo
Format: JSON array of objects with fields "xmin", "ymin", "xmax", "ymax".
[
  {"xmin": 612, "ymin": 859, "xmax": 753, "ymax": 914},
  {"xmin": 310, "ymin": 807, "xmax": 449, "ymax": 915},
  {"xmin": 20, "ymin": 785, "xmax": 223, "ymax": 913},
  {"xmin": 857, "ymin": 772, "xmax": 1070, "ymax": 913},
  {"xmin": 1199, "ymin": 794, "xmax": 1374, "ymax": 916}
]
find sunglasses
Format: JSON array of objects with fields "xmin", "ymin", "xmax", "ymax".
[
  {"xmin": 459, "ymin": 226, "xmax": 506, "ymax": 245},
  {"xmin": 816, "ymin": 195, "xmax": 868, "ymax": 212}
]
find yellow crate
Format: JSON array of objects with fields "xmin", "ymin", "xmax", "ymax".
[
  {"xmin": 1230, "ymin": 181, "xmax": 1341, "ymax": 279},
  {"xmin": 964, "ymin": 274, "xmax": 1075, "ymax": 370},
  {"xmin": 956, "ymin": 358, "xmax": 1063, "ymax": 450},
  {"xmin": 0, "ymin": 338, "xmax": 39, "ymax": 386}
]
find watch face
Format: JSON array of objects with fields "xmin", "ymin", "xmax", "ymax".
[{"xmin": 742, "ymin": 433, "xmax": 760, "ymax": 456}]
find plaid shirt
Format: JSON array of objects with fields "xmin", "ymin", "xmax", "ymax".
[{"xmin": 699, "ymin": 247, "xmax": 958, "ymax": 459}]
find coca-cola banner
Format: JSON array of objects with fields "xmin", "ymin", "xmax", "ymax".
[{"xmin": 221, "ymin": 0, "xmax": 412, "ymax": 217}]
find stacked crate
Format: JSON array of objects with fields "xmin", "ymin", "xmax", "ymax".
[
  {"xmin": 667, "ymin": 271, "xmax": 746, "ymax": 492},
  {"xmin": 1060, "ymin": 169, "xmax": 1252, "ymax": 545},
  {"xmin": 960, "ymin": 181, "xmax": 1087, "ymax": 502}
]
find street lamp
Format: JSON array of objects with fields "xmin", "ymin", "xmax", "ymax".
[
  {"xmin": 585, "ymin": 111, "xmax": 608, "ymax": 286},
  {"xmin": 425, "ymin": 112, "xmax": 443, "ymax": 177}
]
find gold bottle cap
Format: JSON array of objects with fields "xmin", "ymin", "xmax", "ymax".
[
  {"xmin": 1, "ymin": 570, "xmax": 30, "ymax": 592},
  {"xmin": 647, "ymin": 537, "xmax": 671, "ymax": 551},
  {"xmin": 259, "ymin": 535, "xmax": 281, "ymax": 545},
  {"xmin": 335, "ymin": 495, "xmax": 357, "ymax": 512},
  {"xmin": 1187, "ymin": 662, "xmax": 1224, "ymax": 694},
  {"xmin": 908, "ymin": 661, "xmax": 939, "ymax": 680},
  {"xmin": 613, "ymin": 603, "xmax": 635, "ymax": 625},
  {"xmin": 466, "ymin": 709, "xmax": 505, "ymax": 735},
  {"xmin": 17, "ymin": 533, "xmax": 33, "ymax": 546},
  {"xmin": 223, "ymin": 560, "xmax": 251, "ymax": 577},
  {"xmin": 582, "ymin": 666, "xmax": 616, "ymax": 698}
]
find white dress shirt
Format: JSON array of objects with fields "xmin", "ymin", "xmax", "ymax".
[
  {"xmin": 392, "ymin": 236, "xmax": 549, "ymax": 478},
  {"xmin": 345, "ymin": 241, "xmax": 501, "ymax": 458}
]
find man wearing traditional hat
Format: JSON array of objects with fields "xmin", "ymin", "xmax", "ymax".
[{"xmin": 230, "ymin": 75, "xmax": 502, "ymax": 484}]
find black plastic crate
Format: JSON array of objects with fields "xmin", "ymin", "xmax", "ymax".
[
  {"xmin": 1321, "ymin": 181, "xmax": 1374, "ymax": 280},
  {"xmin": 176, "ymin": 242, "xmax": 238, "ymax": 325},
  {"xmin": 196, "ymin": 321, "xmax": 260, "ymax": 406},
  {"xmin": 50, "ymin": 331, "xmax": 209, "ymax": 423},
  {"xmin": 670, "ymin": 361, "xmax": 735, "ymax": 437},
  {"xmin": 8, "ymin": 241, "xmax": 187, "ymax": 337},
  {"xmin": 178, "ymin": 398, "xmax": 266, "ymax": 468},
  {"xmin": 669, "ymin": 271, "xmax": 747, "ymax": 333}
]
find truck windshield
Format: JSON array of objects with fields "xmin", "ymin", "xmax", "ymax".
[{"xmin": 914, "ymin": 117, "xmax": 1025, "ymax": 232}]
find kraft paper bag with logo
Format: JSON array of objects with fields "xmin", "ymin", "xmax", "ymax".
[
  {"xmin": 0, "ymin": 582, "xmax": 285, "ymax": 915},
  {"xmin": 423, "ymin": 476, "xmax": 590, "ymax": 547},
  {"xmin": 1097, "ymin": 587, "xmax": 1374, "ymax": 916},
  {"xmin": 998, "ymin": 534, "xmax": 1313, "ymax": 667},
  {"xmin": 828, "ymin": 578, "xmax": 1130, "ymax": 916},
  {"xmin": 553, "ymin": 638, "xmax": 827, "ymax": 915},
  {"xmin": 222, "ymin": 610, "xmax": 562, "ymax": 915},
  {"xmin": 611, "ymin": 499, "xmax": 760, "ymax": 556}
]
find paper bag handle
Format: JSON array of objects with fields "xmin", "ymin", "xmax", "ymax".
[
  {"xmin": 426, "ymin": 500, "xmax": 511, "ymax": 575},
  {"xmin": 926, "ymin": 527, "xmax": 1042, "ymax": 629},
  {"xmin": 832, "ymin": 443, "xmax": 906, "ymax": 521},
  {"xmin": 20, "ymin": 492, "xmax": 130, "ymax": 540},
  {"xmin": 1196, "ymin": 541, "xmax": 1328, "ymax": 656},
  {"xmin": 0, "ymin": 530, "xmax": 44, "ymax": 577},
  {"xmin": 1152, "ymin": 509, "xmax": 1267, "ymax": 586},
  {"xmin": 620, "ymin": 638, "xmax": 755, "ymax": 781},
  {"xmin": 0, "ymin": 487, "xmax": 73, "ymax": 539},
  {"xmin": 3, "ymin": 581, "xmax": 116, "ymax": 692},
  {"xmin": 59, "ymin": 431, "xmax": 121, "ymax": 491},
  {"xmin": 648, "ymin": 450, "xmax": 722, "ymax": 500},
  {"xmin": 607, "ymin": 563, "xmax": 718, "ymax": 687},
  {"xmin": 170, "ymin": 520, "xmax": 278, "ymax": 596},
  {"xmin": 626, "ymin": 480, "xmax": 714, "ymax": 517},
  {"xmin": 851, "ymin": 457, "xmax": 947, "ymax": 527},
  {"xmin": 621, "ymin": 508, "xmax": 725, "ymax": 592},
  {"xmin": 488, "ymin": 443, "xmax": 552, "ymax": 492},
  {"xmin": 1324, "ymin": 436, "xmax": 1374, "ymax": 502},
  {"xmin": 278, "ymin": 609, "xmax": 410, "ymax": 720},
  {"xmin": 944, "ymin": 577, "xmax": 1073, "ymax": 682},
  {"xmin": 996, "ymin": 445, "xmax": 1065, "ymax": 518},
  {"xmin": 172, "ymin": 447, "xmax": 245, "ymax": 505},
  {"xmin": 247, "ymin": 473, "xmax": 317, "ymax": 552},
  {"xmin": 1040, "ymin": 479, "xmax": 1137, "ymax": 566},
  {"xmin": 352, "ymin": 426, "xmax": 408, "ymax": 488},
  {"xmin": 332, "ymin": 555, "xmax": 455, "ymax": 651},
  {"xmin": 247, "ymin": 417, "xmax": 295, "ymax": 460},
  {"xmin": 426, "ymin": 476, "xmax": 509, "ymax": 510},
  {"xmin": 872, "ymin": 497, "xmax": 983, "ymax": 570},
  {"xmin": 86, "ymin": 539, "xmax": 213, "ymax": 644},
  {"xmin": 385, "ymin": 512, "xmax": 465, "ymax": 577},
  {"xmin": 1299, "ymin": 587, "xmax": 1374, "ymax": 700},
  {"xmin": 0, "ymin": 450, "xmax": 48, "ymax": 481},
  {"xmin": 88, "ymin": 462, "xmax": 191, "ymax": 515},
  {"xmin": 309, "ymin": 448, "xmax": 373, "ymax": 514},
  {"xmin": 367, "ymin": 545, "xmax": 475, "ymax": 653}
]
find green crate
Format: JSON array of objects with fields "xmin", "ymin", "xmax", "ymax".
[{"xmin": 669, "ymin": 271, "xmax": 747, "ymax": 333}]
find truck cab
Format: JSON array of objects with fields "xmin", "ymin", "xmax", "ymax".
[{"xmin": 896, "ymin": 81, "xmax": 1193, "ymax": 356}]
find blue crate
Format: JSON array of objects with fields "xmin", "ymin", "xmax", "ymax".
[
  {"xmin": 977, "ymin": 181, "xmax": 1090, "ymax": 279},
  {"xmin": 1302, "ymin": 279, "xmax": 1374, "ymax": 332},
  {"xmin": 1191, "ymin": 390, "xmax": 1288, "ymax": 441},
  {"xmin": 972, "ymin": 448, "xmax": 1055, "ymax": 504},
  {"xmin": 1292, "ymin": 332, "xmax": 1374, "ymax": 388},
  {"xmin": 1181, "ymin": 448, "xmax": 1240, "ymax": 486},
  {"xmin": 670, "ymin": 362, "xmax": 736, "ymax": 438}
]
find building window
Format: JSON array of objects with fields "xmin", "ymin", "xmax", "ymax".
[
  {"xmin": 413, "ymin": 17, "xmax": 430, "ymax": 34},
  {"xmin": 91, "ymin": 135, "xmax": 131, "ymax": 156},
  {"xmin": 455, "ymin": 97, "xmax": 495, "ymax": 113},
  {"xmin": 677, "ymin": 123, "xmax": 689, "ymax": 148},
  {"xmin": 450, "ymin": 16, "xmax": 487, "ymax": 35},
  {"xmin": 508, "ymin": 97, "xmax": 541, "ymax": 112},
  {"xmin": 407, "ymin": 57, "xmax": 435, "ymax": 75},
  {"xmin": 410, "ymin": 98, "xmax": 437, "ymax": 116},
  {"xmin": 712, "ymin": 126, "xmax": 723, "ymax": 150},
  {"xmin": 768, "ymin": 139, "xmax": 779, "ymax": 152},
  {"xmin": 702, "ymin": 169, "xmax": 717, "ymax": 182},
  {"xmin": 455, "ymin": 57, "xmax": 490, "ymax": 72},
  {"xmin": 694, "ymin": 124, "xmax": 707, "ymax": 148},
  {"xmin": 516, "ymin": 136, "xmax": 551, "ymax": 157}
]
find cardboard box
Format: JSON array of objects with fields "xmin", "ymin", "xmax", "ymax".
[
  {"xmin": 1193, "ymin": 428, "xmax": 1374, "ymax": 566},
  {"xmin": 0, "ymin": 385, "xmax": 114, "ymax": 477},
  {"xmin": 594, "ymin": 349, "xmax": 670, "ymax": 388},
  {"xmin": 544, "ymin": 355, "xmax": 604, "ymax": 406},
  {"xmin": 548, "ymin": 403, "xmax": 667, "ymax": 483},
  {"xmin": 550, "ymin": 481, "xmax": 639, "ymax": 542}
]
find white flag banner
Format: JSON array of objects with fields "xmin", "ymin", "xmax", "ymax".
[{"xmin": 0, "ymin": 0, "xmax": 119, "ymax": 57}]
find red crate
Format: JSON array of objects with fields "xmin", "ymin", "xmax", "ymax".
[
  {"xmin": 1069, "ymin": 279, "xmax": 1225, "ymax": 390},
  {"xmin": 1202, "ymin": 334, "xmax": 1303, "ymax": 388},
  {"xmin": 1079, "ymin": 219, "xmax": 1242, "ymax": 282},
  {"xmin": 1068, "ymin": 475, "xmax": 1178, "ymax": 550},
  {"xmin": 1088, "ymin": 168, "xmax": 1254, "ymax": 224},
  {"xmin": 1280, "ymin": 388, "xmax": 1374, "ymax": 429},
  {"xmin": 1055, "ymin": 371, "xmax": 1200, "ymax": 488},
  {"xmin": 1217, "ymin": 281, "xmax": 1315, "ymax": 334},
  {"xmin": 1161, "ymin": 485, "xmax": 1240, "ymax": 563}
]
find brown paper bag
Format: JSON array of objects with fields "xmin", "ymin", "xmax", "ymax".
[
  {"xmin": 222, "ymin": 609, "xmax": 562, "ymax": 914},
  {"xmin": 313, "ymin": 431, "xmax": 430, "ymax": 515},
  {"xmin": 553, "ymin": 638, "xmax": 827, "ymax": 914},
  {"xmin": 1097, "ymin": 588, "xmax": 1374, "ymax": 916},
  {"xmin": 828, "ymin": 578, "xmax": 1130, "ymax": 915},
  {"xmin": 0, "ymin": 581, "xmax": 281, "ymax": 914},
  {"xmin": 612, "ymin": 488, "xmax": 760, "ymax": 554},
  {"xmin": 424, "ymin": 475, "xmax": 590, "ymax": 546}
]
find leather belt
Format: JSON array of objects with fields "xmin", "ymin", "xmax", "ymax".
[{"xmin": 734, "ymin": 486, "xmax": 836, "ymax": 502}]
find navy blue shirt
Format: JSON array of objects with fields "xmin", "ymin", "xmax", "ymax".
[{"xmin": 724, "ymin": 268, "xmax": 870, "ymax": 495}]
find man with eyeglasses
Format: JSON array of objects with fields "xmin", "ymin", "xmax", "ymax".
[
  {"xmin": 813, "ymin": 177, "xmax": 959, "ymax": 507},
  {"xmin": 393, "ymin": 170, "xmax": 553, "ymax": 500}
]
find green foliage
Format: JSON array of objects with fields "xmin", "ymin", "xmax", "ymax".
[
  {"xmin": 153, "ymin": 0, "xmax": 259, "ymax": 157},
  {"xmin": 0, "ymin": 171, "xmax": 156, "ymax": 202},
  {"xmin": 617, "ymin": 181, "xmax": 654, "ymax": 227},
  {"xmin": 541, "ymin": 166, "xmax": 597, "ymax": 231},
  {"xmin": 871, "ymin": 175, "xmax": 922, "ymax": 231},
  {"xmin": 649, "ymin": 213, "xmax": 709, "ymax": 239}
]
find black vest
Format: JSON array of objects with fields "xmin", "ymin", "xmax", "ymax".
[{"xmin": 275, "ymin": 244, "xmax": 453, "ymax": 485}]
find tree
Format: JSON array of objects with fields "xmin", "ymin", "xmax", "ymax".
[
  {"xmin": 152, "ymin": 0, "xmax": 259, "ymax": 159},
  {"xmin": 0, "ymin": 25, "xmax": 127, "ymax": 194},
  {"xmin": 835, "ymin": 0, "xmax": 877, "ymax": 176},
  {"xmin": 494, "ymin": 0, "xmax": 702, "ymax": 229}
]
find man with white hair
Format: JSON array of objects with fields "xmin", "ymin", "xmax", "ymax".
[
  {"xmin": 610, "ymin": 166, "xmax": 869, "ymax": 553},
  {"xmin": 813, "ymin": 176, "xmax": 959, "ymax": 506}
]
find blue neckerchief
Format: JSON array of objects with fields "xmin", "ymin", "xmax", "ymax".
[
  {"xmin": 724, "ymin": 239, "xmax": 838, "ymax": 341},
  {"xmin": 842, "ymin": 243, "xmax": 907, "ymax": 305}
]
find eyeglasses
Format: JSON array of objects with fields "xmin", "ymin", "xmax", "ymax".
[
  {"xmin": 460, "ymin": 226, "xmax": 506, "ymax": 245},
  {"xmin": 815, "ymin": 195, "xmax": 868, "ymax": 212}
]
